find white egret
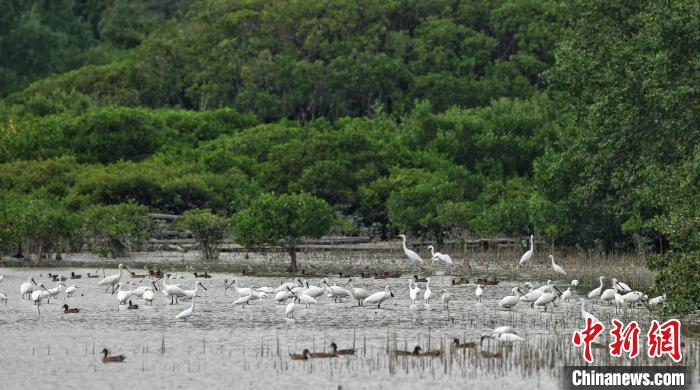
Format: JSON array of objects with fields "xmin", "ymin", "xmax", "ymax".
[
  {"xmin": 97, "ymin": 264, "xmax": 124, "ymax": 293},
  {"xmin": 20, "ymin": 277, "xmax": 37, "ymax": 299},
  {"xmin": 398, "ymin": 234, "xmax": 423, "ymax": 264},
  {"xmin": 571, "ymin": 280, "xmax": 579, "ymax": 287},
  {"xmin": 175, "ymin": 299, "xmax": 195, "ymax": 321},
  {"xmin": 587, "ymin": 276, "xmax": 605, "ymax": 301},
  {"xmin": 285, "ymin": 302, "xmax": 295, "ymax": 319},
  {"xmin": 424, "ymin": 277, "xmax": 433, "ymax": 303},
  {"xmin": 347, "ymin": 280, "xmax": 370, "ymax": 306},
  {"xmin": 440, "ymin": 289, "xmax": 450, "ymax": 309},
  {"xmin": 518, "ymin": 235, "xmax": 534, "ymax": 266},
  {"xmin": 428, "ymin": 245, "xmax": 453, "ymax": 266},
  {"xmin": 46, "ymin": 281, "xmax": 65, "ymax": 302},
  {"xmin": 408, "ymin": 279, "xmax": 420, "ymax": 305},
  {"xmin": 64, "ymin": 285, "xmax": 78, "ymax": 298},
  {"xmin": 498, "ymin": 287, "xmax": 522, "ymax": 310},
  {"xmin": 0, "ymin": 291, "xmax": 6, "ymax": 303},
  {"xmin": 475, "ymin": 285, "xmax": 483, "ymax": 303},
  {"xmin": 362, "ymin": 286, "xmax": 394, "ymax": 308},
  {"xmin": 549, "ymin": 255, "xmax": 566, "ymax": 275}
]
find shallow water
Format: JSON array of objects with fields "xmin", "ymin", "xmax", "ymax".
[{"xmin": 0, "ymin": 267, "xmax": 696, "ymax": 390}]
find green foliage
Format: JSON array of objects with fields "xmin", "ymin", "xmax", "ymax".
[
  {"xmin": 0, "ymin": 193, "xmax": 78, "ymax": 259},
  {"xmin": 232, "ymin": 193, "xmax": 334, "ymax": 271},
  {"xmin": 81, "ymin": 202, "xmax": 153, "ymax": 257},
  {"xmin": 174, "ymin": 208, "xmax": 229, "ymax": 259},
  {"xmin": 385, "ymin": 169, "xmax": 463, "ymax": 241}
]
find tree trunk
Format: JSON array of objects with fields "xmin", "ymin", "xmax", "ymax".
[{"xmin": 287, "ymin": 247, "xmax": 298, "ymax": 272}]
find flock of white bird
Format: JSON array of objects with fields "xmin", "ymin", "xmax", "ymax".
[{"xmin": 0, "ymin": 234, "xmax": 666, "ymax": 348}]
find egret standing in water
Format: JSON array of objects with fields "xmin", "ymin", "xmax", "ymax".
[
  {"xmin": 475, "ymin": 285, "xmax": 483, "ymax": 303},
  {"xmin": 440, "ymin": 289, "xmax": 450, "ymax": 309},
  {"xmin": 518, "ymin": 235, "xmax": 534, "ymax": 267},
  {"xmin": 408, "ymin": 279, "xmax": 420, "ymax": 305},
  {"xmin": 285, "ymin": 301, "xmax": 295, "ymax": 319},
  {"xmin": 176, "ymin": 298, "xmax": 196, "ymax": 321},
  {"xmin": 423, "ymin": 277, "xmax": 433, "ymax": 303},
  {"xmin": 398, "ymin": 234, "xmax": 423, "ymax": 265}
]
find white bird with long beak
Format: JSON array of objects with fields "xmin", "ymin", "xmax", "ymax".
[
  {"xmin": 175, "ymin": 298, "xmax": 195, "ymax": 321},
  {"xmin": 408, "ymin": 279, "xmax": 420, "ymax": 305},
  {"xmin": 580, "ymin": 299, "xmax": 601, "ymax": 324},
  {"xmin": 113, "ymin": 283, "xmax": 134, "ymax": 305},
  {"xmin": 600, "ymin": 279, "xmax": 618, "ymax": 305},
  {"xmin": 428, "ymin": 245, "xmax": 453, "ymax": 266},
  {"xmin": 615, "ymin": 278, "xmax": 632, "ymax": 293},
  {"xmin": 561, "ymin": 287, "xmax": 572, "ymax": 302},
  {"xmin": 518, "ymin": 235, "xmax": 534, "ymax": 266},
  {"xmin": 549, "ymin": 255, "xmax": 566, "ymax": 275},
  {"xmin": 285, "ymin": 301, "xmax": 295, "ymax": 319},
  {"xmin": 534, "ymin": 284, "xmax": 561, "ymax": 311},
  {"xmin": 424, "ymin": 277, "xmax": 433, "ymax": 303},
  {"xmin": 347, "ymin": 279, "xmax": 370, "ymax": 306},
  {"xmin": 588, "ymin": 276, "xmax": 605, "ymax": 301},
  {"xmin": 475, "ymin": 285, "xmax": 483, "ymax": 303},
  {"xmin": 648, "ymin": 294, "xmax": 666, "ymax": 305},
  {"xmin": 182, "ymin": 281, "xmax": 208, "ymax": 300},
  {"xmin": 362, "ymin": 285, "xmax": 394, "ymax": 308},
  {"xmin": 64, "ymin": 285, "xmax": 78, "ymax": 298},
  {"xmin": 499, "ymin": 287, "xmax": 522, "ymax": 310},
  {"xmin": 97, "ymin": 264, "xmax": 124, "ymax": 293},
  {"xmin": 20, "ymin": 277, "xmax": 38, "ymax": 299},
  {"xmin": 46, "ymin": 281, "xmax": 65, "ymax": 301},
  {"xmin": 321, "ymin": 279, "xmax": 351, "ymax": 302},
  {"xmin": 440, "ymin": 289, "xmax": 450, "ymax": 309},
  {"xmin": 398, "ymin": 234, "xmax": 423, "ymax": 264},
  {"xmin": 233, "ymin": 291, "xmax": 254, "ymax": 308}
]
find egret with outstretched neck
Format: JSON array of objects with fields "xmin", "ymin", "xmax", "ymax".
[
  {"xmin": 519, "ymin": 235, "xmax": 534, "ymax": 267},
  {"xmin": 398, "ymin": 234, "xmax": 423, "ymax": 264},
  {"xmin": 550, "ymin": 255, "xmax": 566, "ymax": 275}
]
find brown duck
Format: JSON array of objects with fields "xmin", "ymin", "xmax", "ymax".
[
  {"xmin": 290, "ymin": 349, "xmax": 311, "ymax": 360},
  {"xmin": 62, "ymin": 304, "xmax": 80, "ymax": 314},
  {"xmin": 101, "ymin": 348, "xmax": 126, "ymax": 363}
]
